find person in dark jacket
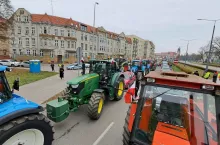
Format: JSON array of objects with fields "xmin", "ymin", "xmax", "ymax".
[
  {"xmin": 82, "ymin": 62, "xmax": 85, "ymax": 75},
  {"xmin": 50, "ymin": 62, "xmax": 55, "ymax": 71},
  {"xmin": 59, "ymin": 66, "xmax": 64, "ymax": 79},
  {"xmin": 213, "ymin": 71, "xmax": 218, "ymax": 83},
  {"xmin": 193, "ymin": 71, "xmax": 199, "ymax": 76}
]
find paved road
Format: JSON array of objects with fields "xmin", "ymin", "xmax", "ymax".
[{"xmin": 14, "ymin": 65, "xmax": 128, "ymax": 145}]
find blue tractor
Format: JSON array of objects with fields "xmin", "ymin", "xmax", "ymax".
[
  {"xmin": 0, "ymin": 66, "xmax": 54, "ymax": 145},
  {"xmin": 130, "ymin": 60, "xmax": 148, "ymax": 80}
]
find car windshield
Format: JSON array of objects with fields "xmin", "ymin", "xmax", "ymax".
[{"xmin": 133, "ymin": 85, "xmax": 217, "ymax": 144}]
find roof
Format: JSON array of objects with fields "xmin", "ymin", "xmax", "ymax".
[
  {"xmin": 145, "ymin": 71, "xmax": 220, "ymax": 87},
  {"xmin": 125, "ymin": 37, "xmax": 132, "ymax": 44},
  {"xmin": 31, "ymin": 14, "xmax": 96, "ymax": 33}
]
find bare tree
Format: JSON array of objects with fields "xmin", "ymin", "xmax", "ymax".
[
  {"xmin": 0, "ymin": 0, "xmax": 14, "ymax": 41},
  {"xmin": 198, "ymin": 46, "xmax": 208, "ymax": 62}
]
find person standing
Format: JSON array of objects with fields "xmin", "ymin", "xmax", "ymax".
[
  {"xmin": 59, "ymin": 65, "xmax": 64, "ymax": 79},
  {"xmin": 81, "ymin": 57, "xmax": 85, "ymax": 75},
  {"xmin": 50, "ymin": 62, "xmax": 55, "ymax": 71},
  {"xmin": 193, "ymin": 71, "xmax": 199, "ymax": 76},
  {"xmin": 213, "ymin": 71, "xmax": 218, "ymax": 83}
]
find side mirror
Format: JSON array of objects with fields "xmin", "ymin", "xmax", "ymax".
[{"xmin": 12, "ymin": 78, "xmax": 19, "ymax": 91}]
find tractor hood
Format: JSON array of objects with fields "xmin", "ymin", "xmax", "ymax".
[{"xmin": 67, "ymin": 73, "xmax": 99, "ymax": 85}]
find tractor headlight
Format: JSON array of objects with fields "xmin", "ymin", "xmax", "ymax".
[
  {"xmin": 147, "ymin": 78, "xmax": 155, "ymax": 83},
  {"xmin": 71, "ymin": 84, "xmax": 79, "ymax": 88},
  {"xmin": 202, "ymin": 85, "xmax": 214, "ymax": 90}
]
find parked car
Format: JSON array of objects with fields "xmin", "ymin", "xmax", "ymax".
[
  {"xmin": 85, "ymin": 63, "xmax": 90, "ymax": 68},
  {"xmin": 0, "ymin": 59, "xmax": 20, "ymax": 67},
  {"xmin": 161, "ymin": 65, "xmax": 171, "ymax": 71},
  {"xmin": 66, "ymin": 63, "xmax": 82, "ymax": 70},
  {"xmin": 20, "ymin": 61, "xmax": 30, "ymax": 68},
  {"xmin": 123, "ymin": 71, "xmax": 136, "ymax": 89}
]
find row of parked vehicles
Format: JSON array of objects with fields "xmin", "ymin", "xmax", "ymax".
[{"xmin": 0, "ymin": 59, "xmax": 30, "ymax": 67}]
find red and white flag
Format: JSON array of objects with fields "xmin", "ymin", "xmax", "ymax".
[
  {"xmin": 111, "ymin": 58, "xmax": 114, "ymax": 64},
  {"xmin": 81, "ymin": 57, "xmax": 84, "ymax": 62},
  {"xmin": 124, "ymin": 82, "xmax": 136, "ymax": 103}
]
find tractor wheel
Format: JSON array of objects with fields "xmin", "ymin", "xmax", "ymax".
[
  {"xmin": 123, "ymin": 106, "xmax": 131, "ymax": 145},
  {"xmin": 87, "ymin": 92, "xmax": 105, "ymax": 120},
  {"xmin": 114, "ymin": 77, "xmax": 125, "ymax": 101},
  {"xmin": 0, "ymin": 114, "xmax": 54, "ymax": 145}
]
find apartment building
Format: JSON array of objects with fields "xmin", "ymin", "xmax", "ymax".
[
  {"xmin": 0, "ymin": 17, "xmax": 10, "ymax": 59},
  {"xmin": 9, "ymin": 8, "xmax": 152, "ymax": 63},
  {"xmin": 126, "ymin": 35, "xmax": 155, "ymax": 59}
]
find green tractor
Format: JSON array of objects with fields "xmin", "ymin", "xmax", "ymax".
[{"xmin": 47, "ymin": 59, "xmax": 125, "ymax": 122}]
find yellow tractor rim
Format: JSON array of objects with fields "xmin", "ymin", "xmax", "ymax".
[
  {"xmin": 118, "ymin": 82, "xmax": 124, "ymax": 96},
  {"xmin": 98, "ymin": 98, "xmax": 104, "ymax": 114}
]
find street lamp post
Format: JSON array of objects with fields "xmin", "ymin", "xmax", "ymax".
[
  {"xmin": 181, "ymin": 39, "xmax": 196, "ymax": 65},
  {"xmin": 197, "ymin": 19, "xmax": 220, "ymax": 71},
  {"xmin": 92, "ymin": 2, "xmax": 99, "ymax": 59}
]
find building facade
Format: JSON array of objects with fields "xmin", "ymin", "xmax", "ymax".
[{"xmin": 9, "ymin": 8, "xmax": 153, "ymax": 63}]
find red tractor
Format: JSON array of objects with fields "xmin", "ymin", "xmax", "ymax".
[{"xmin": 123, "ymin": 71, "xmax": 220, "ymax": 145}]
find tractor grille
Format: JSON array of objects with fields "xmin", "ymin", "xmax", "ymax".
[{"xmin": 70, "ymin": 82, "xmax": 85, "ymax": 95}]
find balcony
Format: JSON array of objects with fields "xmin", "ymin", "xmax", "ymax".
[{"xmin": 39, "ymin": 34, "xmax": 77, "ymax": 41}]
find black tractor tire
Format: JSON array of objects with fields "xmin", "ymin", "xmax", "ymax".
[
  {"xmin": 0, "ymin": 113, "xmax": 54, "ymax": 145},
  {"xmin": 114, "ymin": 77, "xmax": 125, "ymax": 101},
  {"xmin": 123, "ymin": 106, "xmax": 131, "ymax": 145},
  {"xmin": 87, "ymin": 92, "xmax": 105, "ymax": 120}
]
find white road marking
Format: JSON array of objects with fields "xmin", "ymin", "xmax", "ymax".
[{"xmin": 92, "ymin": 122, "xmax": 115, "ymax": 145}]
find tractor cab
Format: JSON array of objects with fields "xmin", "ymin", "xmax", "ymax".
[{"xmin": 123, "ymin": 71, "xmax": 220, "ymax": 145}]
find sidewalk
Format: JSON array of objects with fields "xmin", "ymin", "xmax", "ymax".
[
  {"xmin": 14, "ymin": 69, "xmax": 81, "ymax": 106},
  {"xmin": 180, "ymin": 61, "xmax": 220, "ymax": 72}
]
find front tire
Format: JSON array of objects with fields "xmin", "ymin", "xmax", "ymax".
[
  {"xmin": 0, "ymin": 114, "xmax": 54, "ymax": 145},
  {"xmin": 114, "ymin": 77, "xmax": 125, "ymax": 101},
  {"xmin": 123, "ymin": 106, "xmax": 131, "ymax": 145},
  {"xmin": 87, "ymin": 92, "xmax": 105, "ymax": 120}
]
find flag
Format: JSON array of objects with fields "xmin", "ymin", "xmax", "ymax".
[
  {"xmin": 111, "ymin": 58, "xmax": 114, "ymax": 64},
  {"xmin": 124, "ymin": 82, "xmax": 136, "ymax": 103},
  {"xmin": 81, "ymin": 57, "xmax": 84, "ymax": 62}
]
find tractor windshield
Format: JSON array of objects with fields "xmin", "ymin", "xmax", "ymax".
[
  {"xmin": 132, "ymin": 61, "xmax": 140, "ymax": 66},
  {"xmin": 133, "ymin": 85, "xmax": 218, "ymax": 145},
  {"xmin": 0, "ymin": 71, "xmax": 11, "ymax": 103}
]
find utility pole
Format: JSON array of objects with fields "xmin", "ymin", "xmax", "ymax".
[
  {"xmin": 92, "ymin": 2, "xmax": 99, "ymax": 59},
  {"xmin": 181, "ymin": 39, "xmax": 196, "ymax": 65},
  {"xmin": 50, "ymin": 0, "xmax": 54, "ymax": 15},
  {"xmin": 197, "ymin": 19, "xmax": 220, "ymax": 72}
]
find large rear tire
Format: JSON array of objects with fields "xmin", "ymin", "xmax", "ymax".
[
  {"xmin": 0, "ymin": 114, "xmax": 54, "ymax": 145},
  {"xmin": 123, "ymin": 106, "xmax": 131, "ymax": 145},
  {"xmin": 114, "ymin": 77, "xmax": 125, "ymax": 101},
  {"xmin": 87, "ymin": 92, "xmax": 105, "ymax": 120}
]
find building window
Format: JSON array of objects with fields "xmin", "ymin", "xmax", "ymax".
[
  {"xmin": 94, "ymin": 45, "xmax": 96, "ymax": 51},
  {"xmin": 18, "ymin": 26, "xmax": 21, "ymax": 34},
  {"xmin": 90, "ymin": 45, "xmax": 92, "ymax": 51},
  {"xmin": 26, "ymin": 49, "xmax": 30, "ymax": 55},
  {"xmin": 33, "ymin": 50, "xmax": 37, "ymax": 56},
  {"xmin": 26, "ymin": 38, "xmax": 29, "ymax": 46},
  {"xmin": 90, "ymin": 36, "xmax": 93, "ymax": 42},
  {"xmin": 80, "ymin": 25, "xmax": 87, "ymax": 31},
  {"xmin": 55, "ymin": 29, "xmax": 58, "ymax": 36},
  {"xmin": 81, "ymin": 43, "xmax": 83, "ymax": 50},
  {"xmin": 17, "ymin": 16, "xmax": 21, "ymax": 21},
  {"xmin": 55, "ymin": 40, "xmax": 58, "ymax": 46},
  {"xmin": 65, "ymin": 52, "xmax": 69, "ymax": 58},
  {"xmin": 32, "ymin": 27, "xmax": 35, "ymax": 35},
  {"xmin": 85, "ymin": 44, "xmax": 87, "ymax": 50},
  {"xmin": 40, "ymin": 50, "xmax": 43, "ymax": 57},
  {"xmin": 50, "ymin": 51, "xmax": 54, "ymax": 58},
  {"xmin": 68, "ymin": 30, "xmax": 70, "ymax": 37},
  {"xmin": 44, "ymin": 39, "xmax": 47, "ymax": 46},
  {"xmin": 85, "ymin": 53, "xmax": 87, "ymax": 57},
  {"xmin": 61, "ymin": 40, "xmax": 64, "ymax": 48},
  {"xmin": 72, "ymin": 30, "xmax": 75, "ymax": 37},
  {"xmin": 67, "ymin": 41, "xmax": 70, "ymax": 48},
  {"xmin": 71, "ymin": 41, "xmax": 74, "ymax": 48},
  {"xmin": 44, "ymin": 27, "xmax": 47, "ymax": 34},
  {"xmin": 81, "ymin": 34, "xmax": 83, "ymax": 41},
  {"xmin": 61, "ymin": 30, "xmax": 64, "ymax": 36},
  {"xmin": 19, "ymin": 38, "xmax": 22, "ymax": 45},
  {"xmin": 13, "ymin": 49, "xmax": 16, "ymax": 54},
  {"xmin": 94, "ymin": 36, "xmax": 96, "ymax": 42},
  {"xmin": 32, "ymin": 38, "xmax": 35, "ymax": 46},
  {"xmin": 24, "ymin": 16, "xmax": 29, "ymax": 22},
  {"xmin": 85, "ymin": 35, "xmax": 87, "ymax": 41},
  {"xmin": 25, "ymin": 27, "xmax": 29, "ymax": 35},
  {"xmin": 19, "ymin": 49, "xmax": 22, "ymax": 55}
]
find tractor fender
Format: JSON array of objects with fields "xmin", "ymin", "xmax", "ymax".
[
  {"xmin": 93, "ymin": 89, "xmax": 105, "ymax": 93},
  {"xmin": 0, "ymin": 94, "xmax": 43, "ymax": 126},
  {"xmin": 110, "ymin": 72, "xmax": 125, "ymax": 87}
]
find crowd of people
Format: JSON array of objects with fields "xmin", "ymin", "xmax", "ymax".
[{"xmin": 193, "ymin": 70, "xmax": 220, "ymax": 83}]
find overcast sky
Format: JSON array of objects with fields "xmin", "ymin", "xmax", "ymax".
[{"xmin": 11, "ymin": 0, "xmax": 220, "ymax": 54}]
